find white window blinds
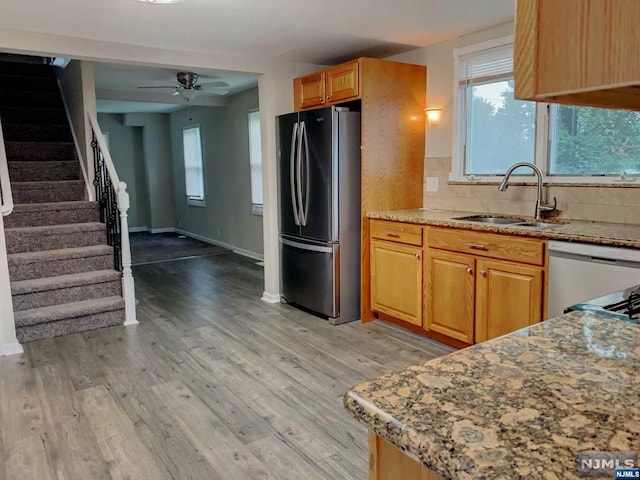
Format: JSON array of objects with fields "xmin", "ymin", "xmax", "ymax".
[
  {"xmin": 183, "ymin": 126, "xmax": 205, "ymax": 200},
  {"xmin": 248, "ymin": 111, "xmax": 263, "ymax": 206},
  {"xmin": 457, "ymin": 44, "xmax": 514, "ymax": 87}
]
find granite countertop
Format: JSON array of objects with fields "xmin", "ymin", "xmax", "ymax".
[
  {"xmin": 344, "ymin": 312, "xmax": 640, "ymax": 480},
  {"xmin": 368, "ymin": 209, "xmax": 640, "ymax": 248}
]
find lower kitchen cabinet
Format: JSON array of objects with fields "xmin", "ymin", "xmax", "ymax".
[
  {"xmin": 425, "ymin": 250, "xmax": 475, "ymax": 343},
  {"xmin": 368, "ymin": 221, "xmax": 547, "ymax": 347},
  {"xmin": 475, "ymin": 259, "xmax": 544, "ymax": 342},
  {"xmin": 371, "ymin": 239, "xmax": 423, "ymax": 326}
]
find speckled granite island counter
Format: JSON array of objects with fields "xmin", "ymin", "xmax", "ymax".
[
  {"xmin": 344, "ymin": 312, "xmax": 640, "ymax": 480},
  {"xmin": 368, "ymin": 208, "xmax": 640, "ymax": 248}
]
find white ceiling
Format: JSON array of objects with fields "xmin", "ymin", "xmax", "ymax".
[
  {"xmin": 93, "ymin": 61, "xmax": 258, "ymax": 113},
  {"xmin": 94, "ymin": 62, "xmax": 258, "ymax": 94},
  {"xmin": 0, "ymin": 0, "xmax": 514, "ymax": 65},
  {"xmin": 97, "ymin": 99, "xmax": 184, "ymax": 114}
]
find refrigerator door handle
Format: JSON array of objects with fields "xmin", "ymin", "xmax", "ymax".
[
  {"xmin": 290, "ymin": 122, "xmax": 300, "ymax": 226},
  {"xmin": 280, "ymin": 237, "xmax": 334, "ymax": 253},
  {"xmin": 301, "ymin": 120, "xmax": 310, "ymax": 227},
  {"xmin": 296, "ymin": 121, "xmax": 305, "ymax": 226}
]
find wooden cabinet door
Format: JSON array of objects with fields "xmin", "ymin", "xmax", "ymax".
[
  {"xmin": 295, "ymin": 72, "xmax": 326, "ymax": 110},
  {"xmin": 326, "ymin": 60, "xmax": 359, "ymax": 104},
  {"xmin": 371, "ymin": 240, "xmax": 422, "ymax": 326},
  {"xmin": 426, "ymin": 250, "xmax": 475, "ymax": 343},
  {"xmin": 475, "ymin": 259, "xmax": 543, "ymax": 343},
  {"xmin": 515, "ymin": 0, "xmax": 640, "ymax": 110}
]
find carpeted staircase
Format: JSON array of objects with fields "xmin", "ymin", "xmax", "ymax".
[{"xmin": 0, "ymin": 60, "xmax": 125, "ymax": 343}]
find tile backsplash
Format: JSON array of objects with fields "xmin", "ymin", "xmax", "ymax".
[{"xmin": 423, "ymin": 157, "xmax": 640, "ymax": 225}]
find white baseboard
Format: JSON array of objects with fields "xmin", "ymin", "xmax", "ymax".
[
  {"xmin": 150, "ymin": 227, "xmax": 176, "ymax": 234},
  {"xmin": 1, "ymin": 342, "xmax": 24, "ymax": 356},
  {"xmin": 261, "ymin": 292, "xmax": 281, "ymax": 304},
  {"xmin": 175, "ymin": 228, "xmax": 264, "ymax": 261},
  {"xmin": 129, "ymin": 226, "xmax": 149, "ymax": 233}
]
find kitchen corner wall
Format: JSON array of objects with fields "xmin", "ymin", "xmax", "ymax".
[
  {"xmin": 389, "ymin": 23, "xmax": 640, "ymax": 226},
  {"xmin": 169, "ymin": 87, "xmax": 263, "ymax": 257}
]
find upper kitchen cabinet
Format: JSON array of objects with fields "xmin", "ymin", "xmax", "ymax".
[
  {"xmin": 293, "ymin": 59, "xmax": 359, "ymax": 110},
  {"xmin": 515, "ymin": 0, "xmax": 640, "ymax": 110},
  {"xmin": 296, "ymin": 71, "xmax": 326, "ymax": 109}
]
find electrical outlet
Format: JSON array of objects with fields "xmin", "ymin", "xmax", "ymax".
[{"xmin": 426, "ymin": 177, "xmax": 439, "ymax": 192}]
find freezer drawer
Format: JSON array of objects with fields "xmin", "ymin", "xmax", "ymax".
[{"xmin": 280, "ymin": 236, "xmax": 339, "ymax": 319}]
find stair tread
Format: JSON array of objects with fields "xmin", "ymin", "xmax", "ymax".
[
  {"xmin": 14, "ymin": 296, "xmax": 125, "ymax": 327},
  {"xmin": 11, "ymin": 201, "xmax": 97, "ymax": 212},
  {"xmin": 6, "ymin": 222, "xmax": 105, "ymax": 235},
  {"xmin": 9, "ymin": 244, "xmax": 113, "ymax": 262},
  {"xmin": 11, "ymin": 270, "xmax": 120, "ymax": 295},
  {"xmin": 12, "ymin": 180, "xmax": 84, "ymax": 188}
]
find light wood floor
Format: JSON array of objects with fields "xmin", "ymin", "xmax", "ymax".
[{"xmin": 0, "ymin": 253, "xmax": 453, "ymax": 480}]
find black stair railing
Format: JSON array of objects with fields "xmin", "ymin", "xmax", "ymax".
[{"xmin": 91, "ymin": 130, "xmax": 122, "ymax": 271}]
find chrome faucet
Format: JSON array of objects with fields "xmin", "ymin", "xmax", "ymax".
[{"xmin": 498, "ymin": 162, "xmax": 556, "ymax": 221}]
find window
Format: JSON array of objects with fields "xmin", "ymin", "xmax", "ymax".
[
  {"xmin": 183, "ymin": 126, "xmax": 205, "ymax": 207},
  {"xmin": 248, "ymin": 110, "xmax": 263, "ymax": 215},
  {"xmin": 454, "ymin": 37, "xmax": 640, "ymax": 182}
]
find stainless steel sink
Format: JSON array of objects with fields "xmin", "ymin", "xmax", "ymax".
[
  {"xmin": 454, "ymin": 215, "xmax": 525, "ymax": 224},
  {"xmin": 512, "ymin": 221, "xmax": 561, "ymax": 229}
]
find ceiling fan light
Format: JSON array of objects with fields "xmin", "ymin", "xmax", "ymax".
[{"xmin": 179, "ymin": 89, "xmax": 198, "ymax": 102}]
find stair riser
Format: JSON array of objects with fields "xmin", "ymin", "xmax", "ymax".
[
  {"xmin": 9, "ymin": 254, "xmax": 113, "ymax": 281},
  {"xmin": 16, "ymin": 308, "xmax": 125, "ymax": 342},
  {"xmin": 0, "ymin": 63, "xmax": 55, "ymax": 78},
  {"xmin": 0, "ymin": 107, "xmax": 67, "ymax": 125},
  {"xmin": 8, "ymin": 161, "xmax": 80, "ymax": 182},
  {"xmin": 6, "ymin": 229, "xmax": 107, "ymax": 254},
  {"xmin": 0, "ymin": 91, "xmax": 62, "ymax": 108},
  {"xmin": 3, "ymin": 125, "xmax": 72, "ymax": 143},
  {"xmin": 4, "ymin": 207, "xmax": 100, "ymax": 228},
  {"xmin": 12, "ymin": 183, "xmax": 85, "ymax": 203},
  {"xmin": 0, "ymin": 75, "xmax": 58, "ymax": 92},
  {"xmin": 12, "ymin": 280, "xmax": 122, "ymax": 312},
  {"xmin": 5, "ymin": 142, "xmax": 76, "ymax": 162}
]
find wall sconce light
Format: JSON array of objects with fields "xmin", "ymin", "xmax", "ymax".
[{"xmin": 425, "ymin": 108, "xmax": 442, "ymax": 127}]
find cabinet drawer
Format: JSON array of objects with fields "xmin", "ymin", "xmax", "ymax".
[
  {"xmin": 428, "ymin": 227, "xmax": 545, "ymax": 266},
  {"xmin": 371, "ymin": 220, "xmax": 423, "ymax": 246}
]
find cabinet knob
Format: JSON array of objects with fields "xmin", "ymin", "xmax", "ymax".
[
  {"xmin": 327, "ymin": 95, "xmax": 331, "ymax": 100},
  {"xmin": 480, "ymin": 270, "xmax": 487, "ymax": 277},
  {"xmin": 320, "ymin": 98, "xmax": 325, "ymax": 103},
  {"xmin": 415, "ymin": 253, "xmax": 421, "ymax": 260},
  {"xmin": 466, "ymin": 267, "xmax": 473, "ymax": 274}
]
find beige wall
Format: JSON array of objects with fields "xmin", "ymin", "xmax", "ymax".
[
  {"xmin": 57, "ymin": 60, "xmax": 98, "ymax": 188},
  {"xmin": 123, "ymin": 113, "xmax": 175, "ymax": 231},
  {"xmin": 169, "ymin": 88, "xmax": 263, "ymax": 257},
  {"xmin": 97, "ymin": 114, "xmax": 149, "ymax": 229},
  {"xmin": 390, "ymin": 23, "xmax": 640, "ymax": 225}
]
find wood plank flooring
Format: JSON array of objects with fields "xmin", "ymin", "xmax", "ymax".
[{"xmin": 0, "ymin": 253, "xmax": 453, "ymax": 479}]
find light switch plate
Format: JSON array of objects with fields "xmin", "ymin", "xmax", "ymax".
[{"xmin": 425, "ymin": 177, "xmax": 439, "ymax": 192}]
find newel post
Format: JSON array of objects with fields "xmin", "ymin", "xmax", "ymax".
[{"xmin": 118, "ymin": 181, "xmax": 138, "ymax": 326}]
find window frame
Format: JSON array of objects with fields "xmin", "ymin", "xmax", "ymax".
[
  {"xmin": 451, "ymin": 37, "xmax": 638, "ymax": 185},
  {"xmin": 182, "ymin": 125, "xmax": 206, "ymax": 208},
  {"xmin": 247, "ymin": 109, "xmax": 263, "ymax": 216}
]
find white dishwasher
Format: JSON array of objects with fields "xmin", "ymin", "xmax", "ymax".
[{"xmin": 547, "ymin": 240, "xmax": 640, "ymax": 319}]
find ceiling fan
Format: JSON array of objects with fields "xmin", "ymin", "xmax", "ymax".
[{"xmin": 138, "ymin": 71, "xmax": 230, "ymax": 101}]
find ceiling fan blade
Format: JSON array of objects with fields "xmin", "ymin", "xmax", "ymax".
[
  {"xmin": 197, "ymin": 80, "xmax": 230, "ymax": 88},
  {"xmin": 193, "ymin": 85, "xmax": 203, "ymax": 91},
  {"xmin": 138, "ymin": 85, "xmax": 180, "ymax": 89},
  {"xmin": 200, "ymin": 85, "xmax": 230, "ymax": 95}
]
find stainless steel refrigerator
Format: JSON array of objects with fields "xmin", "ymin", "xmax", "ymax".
[{"xmin": 278, "ymin": 106, "xmax": 361, "ymax": 325}]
